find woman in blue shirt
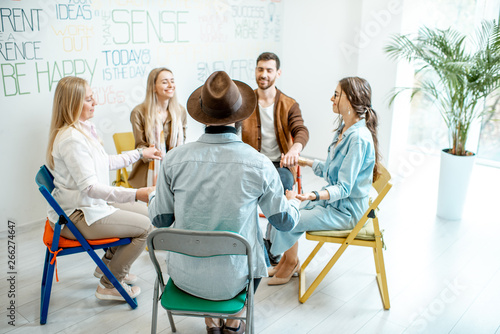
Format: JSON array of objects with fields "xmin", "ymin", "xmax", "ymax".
[{"xmin": 268, "ymin": 77, "xmax": 381, "ymax": 285}]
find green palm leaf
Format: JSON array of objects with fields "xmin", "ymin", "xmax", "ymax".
[{"xmin": 384, "ymin": 20, "xmax": 500, "ymax": 156}]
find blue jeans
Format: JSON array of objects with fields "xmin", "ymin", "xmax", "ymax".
[
  {"xmin": 264, "ymin": 162, "xmax": 295, "ymax": 266},
  {"xmin": 272, "ymin": 162, "xmax": 294, "ymax": 194}
]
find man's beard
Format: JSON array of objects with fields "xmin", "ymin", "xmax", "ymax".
[{"xmin": 257, "ymin": 77, "xmax": 275, "ymax": 90}]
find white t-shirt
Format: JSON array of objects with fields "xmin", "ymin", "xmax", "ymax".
[{"xmin": 259, "ymin": 103, "xmax": 281, "ymax": 161}]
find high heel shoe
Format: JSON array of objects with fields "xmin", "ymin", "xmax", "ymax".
[
  {"xmin": 268, "ymin": 265, "xmax": 300, "ymax": 277},
  {"xmin": 267, "ymin": 261, "xmax": 300, "ymax": 285}
]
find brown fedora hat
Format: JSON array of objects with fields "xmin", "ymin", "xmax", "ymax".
[{"xmin": 187, "ymin": 71, "xmax": 256, "ymax": 125}]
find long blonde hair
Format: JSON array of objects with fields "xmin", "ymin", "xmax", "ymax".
[
  {"xmin": 141, "ymin": 67, "xmax": 184, "ymax": 149},
  {"xmin": 46, "ymin": 76, "xmax": 87, "ymax": 169}
]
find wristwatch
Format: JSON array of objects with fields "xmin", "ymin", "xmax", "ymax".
[
  {"xmin": 312, "ymin": 191, "xmax": 320, "ymax": 201},
  {"xmin": 137, "ymin": 147, "xmax": 144, "ymax": 159}
]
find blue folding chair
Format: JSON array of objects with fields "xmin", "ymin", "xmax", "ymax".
[{"xmin": 35, "ymin": 165, "xmax": 138, "ymax": 325}]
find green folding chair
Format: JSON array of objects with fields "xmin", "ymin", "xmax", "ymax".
[{"xmin": 147, "ymin": 228, "xmax": 254, "ymax": 333}]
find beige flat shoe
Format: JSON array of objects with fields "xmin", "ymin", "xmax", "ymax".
[{"xmin": 95, "ymin": 282, "xmax": 141, "ymax": 301}]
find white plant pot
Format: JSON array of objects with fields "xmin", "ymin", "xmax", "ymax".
[{"xmin": 437, "ymin": 149, "xmax": 476, "ymax": 220}]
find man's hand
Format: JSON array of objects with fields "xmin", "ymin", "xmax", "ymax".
[
  {"xmin": 280, "ymin": 143, "xmax": 303, "ymax": 168},
  {"xmin": 285, "ymin": 189, "xmax": 299, "ymax": 201}
]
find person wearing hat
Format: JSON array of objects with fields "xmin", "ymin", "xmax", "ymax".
[{"xmin": 148, "ymin": 71, "xmax": 301, "ymax": 334}]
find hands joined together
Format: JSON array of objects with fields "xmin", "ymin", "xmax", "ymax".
[
  {"xmin": 143, "ymin": 144, "xmax": 162, "ymax": 160},
  {"xmin": 286, "ymin": 189, "xmax": 320, "ymax": 202}
]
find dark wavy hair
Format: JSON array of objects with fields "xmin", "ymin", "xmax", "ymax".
[
  {"xmin": 256, "ymin": 52, "xmax": 280, "ymax": 70},
  {"xmin": 338, "ymin": 77, "xmax": 381, "ymax": 181}
]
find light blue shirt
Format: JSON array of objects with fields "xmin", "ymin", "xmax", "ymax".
[
  {"xmin": 310, "ymin": 118, "xmax": 375, "ymax": 224},
  {"xmin": 148, "ymin": 128, "xmax": 300, "ymax": 300},
  {"xmin": 269, "ymin": 119, "xmax": 375, "ymax": 255}
]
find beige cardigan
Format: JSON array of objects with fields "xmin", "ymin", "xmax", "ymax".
[{"xmin": 128, "ymin": 105, "xmax": 187, "ymax": 188}]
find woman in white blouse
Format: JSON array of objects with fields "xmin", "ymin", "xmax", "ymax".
[{"xmin": 45, "ymin": 76, "xmax": 160, "ymax": 301}]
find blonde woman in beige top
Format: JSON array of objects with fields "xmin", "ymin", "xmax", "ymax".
[{"xmin": 128, "ymin": 68, "xmax": 187, "ymax": 188}]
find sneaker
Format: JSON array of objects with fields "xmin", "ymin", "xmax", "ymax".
[
  {"xmin": 94, "ymin": 266, "xmax": 138, "ymax": 284},
  {"xmin": 95, "ymin": 281, "xmax": 141, "ymax": 301}
]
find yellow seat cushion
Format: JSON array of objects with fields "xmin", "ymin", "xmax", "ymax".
[{"xmin": 307, "ymin": 219, "xmax": 376, "ymax": 241}]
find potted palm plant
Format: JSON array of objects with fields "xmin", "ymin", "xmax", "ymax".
[{"xmin": 385, "ymin": 20, "xmax": 500, "ymax": 220}]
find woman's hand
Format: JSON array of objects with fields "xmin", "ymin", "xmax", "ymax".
[
  {"xmin": 296, "ymin": 192, "xmax": 317, "ymax": 201},
  {"xmin": 136, "ymin": 186, "xmax": 155, "ymax": 202},
  {"xmin": 297, "ymin": 157, "xmax": 313, "ymax": 167},
  {"xmin": 143, "ymin": 145, "xmax": 162, "ymax": 160}
]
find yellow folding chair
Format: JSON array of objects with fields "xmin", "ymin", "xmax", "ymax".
[
  {"xmin": 299, "ymin": 164, "xmax": 392, "ymax": 309},
  {"xmin": 112, "ymin": 132, "xmax": 135, "ymax": 188}
]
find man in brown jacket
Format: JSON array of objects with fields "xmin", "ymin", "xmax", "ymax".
[{"xmin": 242, "ymin": 52, "xmax": 309, "ymax": 265}]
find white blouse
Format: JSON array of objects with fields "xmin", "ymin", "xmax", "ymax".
[{"xmin": 48, "ymin": 121, "xmax": 140, "ymax": 225}]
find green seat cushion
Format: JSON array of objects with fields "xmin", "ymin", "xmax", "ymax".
[
  {"xmin": 161, "ymin": 278, "xmax": 247, "ymax": 314},
  {"xmin": 308, "ymin": 219, "xmax": 376, "ymax": 241}
]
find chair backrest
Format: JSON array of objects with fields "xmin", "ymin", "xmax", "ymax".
[
  {"xmin": 35, "ymin": 165, "xmax": 68, "ymax": 220},
  {"xmin": 113, "ymin": 132, "xmax": 135, "ymax": 154},
  {"xmin": 373, "ymin": 164, "xmax": 391, "ymax": 195},
  {"xmin": 147, "ymin": 228, "xmax": 254, "ymax": 286},
  {"xmin": 35, "ymin": 165, "xmax": 55, "ymax": 193},
  {"xmin": 149, "ymin": 228, "xmax": 251, "ymax": 257}
]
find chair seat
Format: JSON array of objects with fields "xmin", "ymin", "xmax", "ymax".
[
  {"xmin": 43, "ymin": 219, "xmax": 120, "ymax": 248},
  {"xmin": 161, "ymin": 278, "xmax": 247, "ymax": 315},
  {"xmin": 307, "ymin": 219, "xmax": 376, "ymax": 241}
]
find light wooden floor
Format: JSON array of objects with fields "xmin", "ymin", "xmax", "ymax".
[{"xmin": 2, "ymin": 153, "xmax": 500, "ymax": 334}]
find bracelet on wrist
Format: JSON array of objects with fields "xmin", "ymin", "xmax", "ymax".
[
  {"xmin": 137, "ymin": 147, "xmax": 143, "ymax": 159},
  {"xmin": 312, "ymin": 191, "xmax": 320, "ymax": 201}
]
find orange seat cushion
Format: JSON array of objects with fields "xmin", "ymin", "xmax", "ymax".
[{"xmin": 43, "ymin": 219, "xmax": 120, "ymax": 248}]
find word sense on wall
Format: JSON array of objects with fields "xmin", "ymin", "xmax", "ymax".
[{"xmin": 0, "ymin": 0, "xmax": 283, "ymax": 102}]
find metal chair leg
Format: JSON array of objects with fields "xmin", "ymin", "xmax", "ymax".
[{"xmin": 151, "ymin": 278, "xmax": 159, "ymax": 334}]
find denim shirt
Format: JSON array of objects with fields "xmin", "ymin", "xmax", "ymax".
[
  {"xmin": 311, "ymin": 119, "xmax": 375, "ymax": 226},
  {"xmin": 148, "ymin": 128, "xmax": 300, "ymax": 300}
]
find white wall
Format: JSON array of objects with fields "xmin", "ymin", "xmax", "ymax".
[
  {"xmin": 356, "ymin": 0, "xmax": 403, "ymax": 168},
  {"xmin": 0, "ymin": 0, "xmax": 285, "ymax": 230},
  {"xmin": 280, "ymin": 0, "xmax": 403, "ymax": 167},
  {"xmin": 1, "ymin": 0, "xmax": 409, "ymax": 230},
  {"xmin": 280, "ymin": 0, "xmax": 363, "ymax": 160}
]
